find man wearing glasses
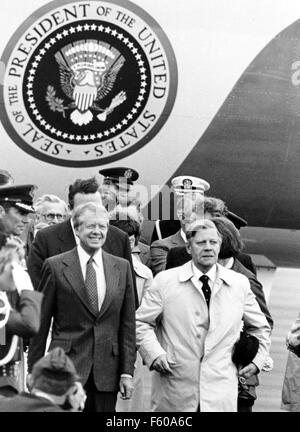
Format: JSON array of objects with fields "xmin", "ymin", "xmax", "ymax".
[
  {"xmin": 25, "ymin": 195, "xmax": 68, "ymax": 255},
  {"xmin": 34, "ymin": 194, "xmax": 67, "ymax": 228}
]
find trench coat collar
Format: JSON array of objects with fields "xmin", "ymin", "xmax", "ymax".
[{"xmin": 179, "ymin": 261, "xmax": 234, "ymax": 287}]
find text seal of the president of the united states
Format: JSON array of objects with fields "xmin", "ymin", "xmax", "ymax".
[{"xmin": 0, "ymin": 0, "xmax": 177, "ymax": 167}]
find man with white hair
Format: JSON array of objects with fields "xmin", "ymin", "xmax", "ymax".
[
  {"xmin": 34, "ymin": 194, "xmax": 68, "ymax": 228},
  {"xmin": 26, "ymin": 194, "xmax": 68, "ymax": 253},
  {"xmin": 137, "ymin": 219, "xmax": 271, "ymax": 412}
]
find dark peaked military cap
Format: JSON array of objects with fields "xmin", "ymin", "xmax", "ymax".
[
  {"xmin": 99, "ymin": 167, "xmax": 139, "ymax": 186},
  {"xmin": 32, "ymin": 347, "xmax": 79, "ymax": 384},
  {"xmin": 0, "ymin": 184, "xmax": 37, "ymax": 213}
]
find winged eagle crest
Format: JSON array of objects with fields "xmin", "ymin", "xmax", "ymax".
[{"xmin": 53, "ymin": 41, "xmax": 126, "ymax": 126}]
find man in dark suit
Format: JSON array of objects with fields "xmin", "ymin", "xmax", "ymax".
[
  {"xmin": 28, "ymin": 202, "xmax": 136, "ymax": 412},
  {"xmin": 25, "ymin": 194, "xmax": 68, "ymax": 256},
  {"xmin": 27, "ymin": 177, "xmax": 138, "ymax": 307}
]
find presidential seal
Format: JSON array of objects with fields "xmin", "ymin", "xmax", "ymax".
[{"xmin": 0, "ymin": 0, "xmax": 177, "ymax": 167}]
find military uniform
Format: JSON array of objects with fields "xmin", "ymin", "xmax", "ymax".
[
  {"xmin": 99, "ymin": 167, "xmax": 139, "ymax": 209},
  {"xmin": 0, "ymin": 183, "xmax": 42, "ymax": 398},
  {"xmin": 0, "ymin": 288, "xmax": 42, "ymax": 396}
]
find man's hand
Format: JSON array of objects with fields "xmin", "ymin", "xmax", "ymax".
[
  {"xmin": 119, "ymin": 376, "xmax": 134, "ymax": 400},
  {"xmin": 67, "ymin": 382, "xmax": 87, "ymax": 412},
  {"xmin": 238, "ymin": 362, "xmax": 258, "ymax": 380},
  {"xmin": 152, "ymin": 354, "xmax": 176, "ymax": 375}
]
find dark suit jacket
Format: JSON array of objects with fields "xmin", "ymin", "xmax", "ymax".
[
  {"xmin": 166, "ymin": 247, "xmax": 273, "ymax": 328},
  {"xmin": 166, "ymin": 245, "xmax": 190, "ymax": 270},
  {"xmin": 150, "ymin": 230, "xmax": 185, "ymax": 276},
  {"xmin": 231, "ymin": 259, "xmax": 273, "ymax": 329},
  {"xmin": 28, "ymin": 248, "xmax": 136, "ymax": 392},
  {"xmin": 27, "ymin": 219, "xmax": 138, "ymax": 306},
  {"xmin": 237, "ymin": 252, "xmax": 257, "ymax": 276},
  {"xmin": 151, "ymin": 219, "xmax": 180, "ymax": 243}
]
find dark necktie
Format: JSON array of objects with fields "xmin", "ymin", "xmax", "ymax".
[
  {"xmin": 85, "ymin": 257, "xmax": 98, "ymax": 312},
  {"xmin": 200, "ymin": 275, "xmax": 211, "ymax": 307}
]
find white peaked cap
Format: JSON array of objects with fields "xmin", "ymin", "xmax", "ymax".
[{"xmin": 171, "ymin": 176, "xmax": 210, "ymax": 195}]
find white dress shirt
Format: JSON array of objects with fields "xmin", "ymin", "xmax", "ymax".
[
  {"xmin": 77, "ymin": 244, "xmax": 106, "ymax": 311},
  {"xmin": 191, "ymin": 262, "xmax": 217, "ymax": 292}
]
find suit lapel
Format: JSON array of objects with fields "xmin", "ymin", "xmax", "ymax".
[
  {"xmin": 62, "ymin": 248, "xmax": 98, "ymax": 317},
  {"xmin": 180, "ymin": 247, "xmax": 189, "ymax": 265},
  {"xmin": 97, "ymin": 251, "xmax": 120, "ymax": 320},
  {"xmin": 58, "ymin": 219, "xmax": 77, "ymax": 254}
]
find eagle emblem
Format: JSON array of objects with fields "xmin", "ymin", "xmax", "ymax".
[
  {"xmin": 183, "ymin": 179, "xmax": 193, "ymax": 189},
  {"xmin": 46, "ymin": 40, "xmax": 126, "ymax": 126},
  {"xmin": 124, "ymin": 169, "xmax": 133, "ymax": 179}
]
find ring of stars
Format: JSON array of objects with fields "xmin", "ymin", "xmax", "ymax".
[{"xmin": 25, "ymin": 23, "xmax": 149, "ymax": 149}]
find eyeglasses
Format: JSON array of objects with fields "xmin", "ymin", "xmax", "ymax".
[{"xmin": 42, "ymin": 213, "xmax": 65, "ymax": 221}]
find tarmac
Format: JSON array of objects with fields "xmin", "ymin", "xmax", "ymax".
[{"xmin": 254, "ymin": 268, "xmax": 300, "ymax": 412}]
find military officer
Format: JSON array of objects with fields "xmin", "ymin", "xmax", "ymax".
[
  {"xmin": 0, "ymin": 184, "xmax": 42, "ymax": 398},
  {"xmin": 150, "ymin": 175, "xmax": 210, "ymax": 276},
  {"xmin": 99, "ymin": 167, "xmax": 139, "ymax": 211}
]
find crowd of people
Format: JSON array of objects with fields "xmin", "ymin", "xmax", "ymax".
[{"xmin": 0, "ymin": 167, "xmax": 298, "ymax": 412}]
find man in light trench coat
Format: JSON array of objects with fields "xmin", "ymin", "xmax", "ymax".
[{"xmin": 136, "ymin": 219, "xmax": 271, "ymax": 412}]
